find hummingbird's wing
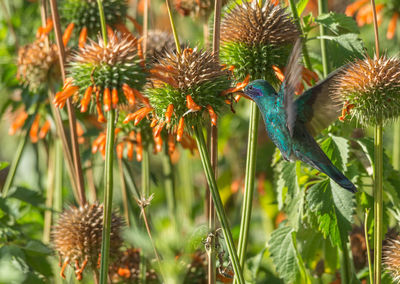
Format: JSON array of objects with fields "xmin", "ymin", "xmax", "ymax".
[
  {"xmin": 282, "ymin": 39, "xmax": 303, "ymax": 137},
  {"xmin": 294, "ymin": 67, "xmax": 345, "ymax": 136}
]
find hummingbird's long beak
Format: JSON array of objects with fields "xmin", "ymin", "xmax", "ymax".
[{"xmin": 238, "ymin": 91, "xmax": 253, "ymax": 101}]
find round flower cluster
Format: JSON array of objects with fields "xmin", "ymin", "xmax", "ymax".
[
  {"xmin": 220, "ymin": 0, "xmax": 299, "ymax": 84},
  {"xmin": 61, "ymin": 0, "xmax": 127, "ymax": 38},
  {"xmin": 334, "ymin": 55, "xmax": 400, "ymax": 126},
  {"xmin": 126, "ymin": 47, "xmax": 232, "ymax": 142},
  {"xmin": 54, "ymin": 33, "xmax": 147, "ymax": 122},
  {"xmin": 52, "ymin": 203, "xmax": 123, "ymax": 280}
]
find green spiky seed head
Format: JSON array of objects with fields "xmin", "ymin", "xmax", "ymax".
[
  {"xmin": 61, "ymin": 0, "xmax": 127, "ymax": 37},
  {"xmin": 17, "ymin": 38, "xmax": 60, "ymax": 91},
  {"xmin": 220, "ymin": 0, "xmax": 299, "ymax": 83},
  {"xmin": 52, "ymin": 203, "xmax": 123, "ymax": 280},
  {"xmin": 145, "ymin": 47, "xmax": 232, "ymax": 131},
  {"xmin": 334, "ymin": 55, "xmax": 400, "ymax": 126},
  {"xmin": 66, "ymin": 33, "xmax": 147, "ymax": 116}
]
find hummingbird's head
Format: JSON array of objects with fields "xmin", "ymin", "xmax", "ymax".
[{"xmin": 243, "ymin": 79, "xmax": 277, "ymax": 102}]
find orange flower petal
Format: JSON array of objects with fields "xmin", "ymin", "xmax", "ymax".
[
  {"xmin": 9, "ymin": 111, "xmax": 28, "ymax": 135},
  {"xmin": 38, "ymin": 120, "xmax": 51, "ymax": 139},
  {"xmin": 345, "ymin": 0, "xmax": 368, "ymax": 17},
  {"xmin": 387, "ymin": 12, "xmax": 399, "ymax": 39},
  {"xmin": 122, "ymin": 84, "xmax": 136, "ymax": 106},
  {"xmin": 106, "ymin": 25, "xmax": 114, "ymax": 39},
  {"xmin": 80, "ymin": 86, "xmax": 93, "ymax": 112},
  {"xmin": 79, "ymin": 27, "xmax": 88, "ymax": 48},
  {"xmin": 112, "ymin": 88, "xmax": 119, "ymax": 109},
  {"xmin": 103, "ymin": 88, "xmax": 111, "ymax": 112},
  {"xmin": 29, "ymin": 115, "xmax": 40, "ymax": 143},
  {"xmin": 186, "ymin": 95, "xmax": 201, "ymax": 111},
  {"xmin": 116, "ymin": 142, "xmax": 124, "ymax": 159},
  {"xmin": 206, "ymin": 105, "xmax": 217, "ymax": 126},
  {"xmin": 153, "ymin": 121, "xmax": 165, "ymax": 137},
  {"xmin": 165, "ymin": 104, "xmax": 174, "ymax": 123},
  {"xmin": 177, "ymin": 117, "xmax": 184, "ymax": 142},
  {"xmin": 62, "ymin": 23, "xmax": 74, "ymax": 47}
]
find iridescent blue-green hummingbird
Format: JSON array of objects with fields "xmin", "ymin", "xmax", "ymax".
[{"xmin": 242, "ymin": 40, "xmax": 356, "ymax": 193}]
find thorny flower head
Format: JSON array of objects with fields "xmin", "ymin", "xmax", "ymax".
[
  {"xmin": 383, "ymin": 234, "xmax": 400, "ymax": 283},
  {"xmin": 220, "ymin": 0, "xmax": 299, "ymax": 85},
  {"xmin": 125, "ymin": 47, "xmax": 232, "ymax": 142},
  {"xmin": 53, "ymin": 33, "xmax": 148, "ymax": 122},
  {"xmin": 145, "ymin": 30, "xmax": 180, "ymax": 63},
  {"xmin": 333, "ymin": 55, "xmax": 400, "ymax": 126},
  {"xmin": 61, "ymin": 0, "xmax": 128, "ymax": 43},
  {"xmin": 52, "ymin": 203, "xmax": 123, "ymax": 280},
  {"xmin": 345, "ymin": 0, "xmax": 399, "ymax": 39},
  {"xmin": 17, "ymin": 19, "xmax": 74, "ymax": 91}
]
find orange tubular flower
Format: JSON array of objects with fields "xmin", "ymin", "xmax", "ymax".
[
  {"xmin": 387, "ymin": 12, "xmax": 399, "ymax": 39},
  {"xmin": 186, "ymin": 95, "xmax": 202, "ymax": 111},
  {"xmin": 177, "ymin": 117, "xmax": 185, "ymax": 142},
  {"xmin": 79, "ymin": 27, "xmax": 88, "ymax": 48},
  {"xmin": 29, "ymin": 115, "xmax": 40, "ymax": 143},
  {"xmin": 103, "ymin": 88, "xmax": 112, "ymax": 112},
  {"xmin": 37, "ymin": 19, "xmax": 53, "ymax": 38},
  {"xmin": 206, "ymin": 105, "xmax": 217, "ymax": 126},
  {"xmin": 273, "ymin": 65, "xmax": 319, "ymax": 95},
  {"xmin": 9, "ymin": 111, "xmax": 28, "ymax": 135},
  {"xmin": 165, "ymin": 104, "xmax": 174, "ymax": 123},
  {"xmin": 38, "ymin": 120, "xmax": 51, "ymax": 139},
  {"xmin": 62, "ymin": 23, "xmax": 75, "ymax": 47}
]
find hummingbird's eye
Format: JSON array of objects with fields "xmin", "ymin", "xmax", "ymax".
[{"xmin": 248, "ymin": 86, "xmax": 253, "ymax": 90}]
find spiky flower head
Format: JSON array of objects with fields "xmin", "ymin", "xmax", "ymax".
[
  {"xmin": 52, "ymin": 203, "xmax": 123, "ymax": 280},
  {"xmin": 53, "ymin": 33, "xmax": 147, "ymax": 122},
  {"xmin": 17, "ymin": 37, "xmax": 59, "ymax": 91},
  {"xmin": 145, "ymin": 30, "xmax": 179, "ymax": 63},
  {"xmin": 383, "ymin": 234, "xmax": 400, "ymax": 283},
  {"xmin": 125, "ymin": 47, "xmax": 232, "ymax": 142},
  {"xmin": 61, "ymin": 0, "xmax": 127, "ymax": 37},
  {"xmin": 110, "ymin": 248, "xmax": 158, "ymax": 283},
  {"xmin": 220, "ymin": 0, "xmax": 299, "ymax": 84},
  {"xmin": 174, "ymin": 0, "xmax": 226, "ymax": 20},
  {"xmin": 333, "ymin": 55, "xmax": 400, "ymax": 126}
]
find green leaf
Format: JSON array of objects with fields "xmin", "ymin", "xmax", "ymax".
[
  {"xmin": 269, "ymin": 226, "xmax": 301, "ymax": 283},
  {"xmin": 8, "ymin": 187, "xmax": 45, "ymax": 207},
  {"xmin": 315, "ymin": 12, "xmax": 359, "ymax": 35},
  {"xmin": 0, "ymin": 161, "xmax": 9, "ymax": 171},
  {"xmin": 320, "ymin": 135, "xmax": 350, "ymax": 171},
  {"xmin": 306, "ymin": 179, "xmax": 355, "ymax": 247},
  {"xmin": 247, "ymin": 247, "xmax": 267, "ymax": 282}
]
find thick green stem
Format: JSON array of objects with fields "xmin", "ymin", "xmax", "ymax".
[
  {"xmin": 393, "ymin": 121, "xmax": 400, "ymax": 170},
  {"xmin": 2, "ymin": 130, "xmax": 28, "ymax": 197},
  {"xmin": 339, "ymin": 241, "xmax": 351, "ymax": 284},
  {"xmin": 142, "ymin": 147, "xmax": 150, "ymax": 198},
  {"xmin": 194, "ymin": 125, "xmax": 244, "ymax": 284},
  {"xmin": 374, "ymin": 123, "xmax": 383, "ymax": 284},
  {"xmin": 318, "ymin": 0, "xmax": 328, "ymax": 77},
  {"xmin": 99, "ymin": 109, "xmax": 116, "ymax": 284},
  {"xmin": 365, "ymin": 209, "xmax": 373, "ymax": 284},
  {"xmin": 162, "ymin": 145, "xmax": 175, "ymax": 222},
  {"xmin": 288, "ymin": 0, "xmax": 313, "ymax": 71},
  {"xmin": 235, "ymin": 103, "xmax": 259, "ymax": 284}
]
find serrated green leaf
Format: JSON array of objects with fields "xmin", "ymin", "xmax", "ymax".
[
  {"xmin": 320, "ymin": 135, "xmax": 349, "ymax": 171},
  {"xmin": 315, "ymin": 12, "xmax": 359, "ymax": 35},
  {"xmin": 306, "ymin": 180, "xmax": 354, "ymax": 247},
  {"xmin": 8, "ymin": 187, "xmax": 45, "ymax": 207},
  {"xmin": 269, "ymin": 226, "xmax": 300, "ymax": 283},
  {"xmin": 247, "ymin": 247, "xmax": 267, "ymax": 282}
]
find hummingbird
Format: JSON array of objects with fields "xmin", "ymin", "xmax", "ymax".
[{"xmin": 242, "ymin": 40, "xmax": 356, "ymax": 193}]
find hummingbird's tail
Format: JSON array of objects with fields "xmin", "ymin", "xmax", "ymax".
[{"xmin": 297, "ymin": 152, "xmax": 357, "ymax": 193}]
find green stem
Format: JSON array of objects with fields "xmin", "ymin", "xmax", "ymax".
[
  {"xmin": 339, "ymin": 241, "xmax": 351, "ymax": 284},
  {"xmin": 97, "ymin": 0, "xmax": 108, "ymax": 46},
  {"xmin": 142, "ymin": 147, "xmax": 150, "ymax": 198},
  {"xmin": 365, "ymin": 209, "xmax": 373, "ymax": 284},
  {"xmin": 2, "ymin": 130, "xmax": 29, "ymax": 197},
  {"xmin": 235, "ymin": 103, "xmax": 259, "ymax": 283},
  {"xmin": 54, "ymin": 139, "xmax": 63, "ymax": 215},
  {"xmin": 374, "ymin": 123, "xmax": 383, "ymax": 284},
  {"xmin": 165, "ymin": 0, "xmax": 181, "ymax": 53},
  {"xmin": 118, "ymin": 157, "xmax": 130, "ymax": 227},
  {"xmin": 43, "ymin": 141, "xmax": 55, "ymax": 244},
  {"xmin": 318, "ymin": 0, "xmax": 328, "ymax": 77},
  {"xmin": 288, "ymin": 0, "xmax": 313, "ymax": 71},
  {"xmin": 393, "ymin": 120, "xmax": 400, "ymax": 170},
  {"xmin": 162, "ymin": 144, "xmax": 175, "ymax": 222},
  {"xmin": 99, "ymin": 109, "xmax": 116, "ymax": 284},
  {"xmin": 194, "ymin": 125, "xmax": 244, "ymax": 284}
]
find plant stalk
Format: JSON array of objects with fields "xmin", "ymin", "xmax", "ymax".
[
  {"xmin": 2, "ymin": 130, "xmax": 28, "ymax": 197},
  {"xmin": 118, "ymin": 157, "xmax": 131, "ymax": 227},
  {"xmin": 43, "ymin": 141, "xmax": 55, "ymax": 244},
  {"xmin": 49, "ymin": 0, "xmax": 86, "ymax": 205},
  {"xmin": 162, "ymin": 144, "xmax": 176, "ymax": 222},
  {"xmin": 54, "ymin": 139, "xmax": 63, "ymax": 216},
  {"xmin": 235, "ymin": 102, "xmax": 259, "ymax": 280},
  {"xmin": 318, "ymin": 0, "xmax": 328, "ymax": 77},
  {"xmin": 374, "ymin": 123, "xmax": 383, "ymax": 284},
  {"xmin": 288, "ymin": 0, "xmax": 313, "ymax": 71},
  {"xmin": 370, "ymin": 0, "xmax": 382, "ymax": 282},
  {"xmin": 339, "ymin": 241, "xmax": 351, "ymax": 284},
  {"xmin": 194, "ymin": 125, "xmax": 244, "ymax": 284},
  {"xmin": 99, "ymin": 109, "xmax": 116, "ymax": 284},
  {"xmin": 97, "ymin": 2, "xmax": 115, "ymax": 282},
  {"xmin": 142, "ymin": 147, "xmax": 150, "ymax": 198},
  {"xmin": 165, "ymin": 0, "xmax": 181, "ymax": 54},
  {"xmin": 393, "ymin": 121, "xmax": 400, "ymax": 170},
  {"xmin": 365, "ymin": 209, "xmax": 373, "ymax": 284}
]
